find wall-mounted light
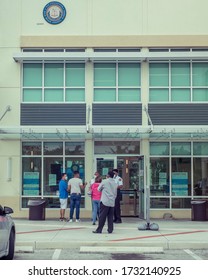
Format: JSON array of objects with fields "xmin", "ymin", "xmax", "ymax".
[{"xmin": 7, "ymin": 157, "xmax": 12, "ymax": 181}]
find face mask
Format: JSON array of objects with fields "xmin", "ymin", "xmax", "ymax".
[{"xmin": 65, "ymin": 176, "xmax": 68, "ymax": 181}]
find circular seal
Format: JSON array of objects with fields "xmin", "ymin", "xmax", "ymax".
[{"xmin": 43, "ymin": 2, "xmax": 66, "ymax": 25}]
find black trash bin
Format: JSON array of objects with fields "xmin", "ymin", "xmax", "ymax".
[
  {"xmin": 191, "ymin": 200, "xmax": 207, "ymax": 221},
  {"xmin": 28, "ymin": 199, "xmax": 46, "ymax": 220}
]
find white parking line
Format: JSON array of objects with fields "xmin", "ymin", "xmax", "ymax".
[
  {"xmin": 52, "ymin": 249, "xmax": 62, "ymax": 260},
  {"xmin": 184, "ymin": 249, "xmax": 202, "ymax": 260}
]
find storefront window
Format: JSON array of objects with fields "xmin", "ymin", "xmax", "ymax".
[
  {"xmin": 22, "ymin": 142, "xmax": 41, "ymax": 155},
  {"xmin": 171, "ymin": 158, "xmax": 191, "ymax": 196},
  {"xmin": 193, "ymin": 158, "xmax": 208, "ymax": 196},
  {"xmin": 22, "ymin": 141, "xmax": 85, "ymax": 207},
  {"xmin": 150, "ymin": 142, "xmax": 169, "ymax": 155},
  {"xmin": 193, "ymin": 142, "xmax": 208, "ymax": 155},
  {"xmin": 65, "ymin": 142, "xmax": 84, "ymax": 155},
  {"xmin": 150, "ymin": 198, "xmax": 170, "ymax": 208},
  {"xmin": 43, "ymin": 158, "xmax": 63, "ymax": 195},
  {"xmin": 43, "ymin": 142, "xmax": 63, "ymax": 155},
  {"xmin": 172, "ymin": 198, "xmax": 191, "ymax": 208},
  {"xmin": 94, "ymin": 141, "xmax": 140, "ymax": 154},
  {"xmin": 150, "ymin": 158, "xmax": 169, "ymax": 196},
  {"xmin": 22, "ymin": 158, "xmax": 41, "ymax": 195},
  {"xmin": 171, "ymin": 142, "xmax": 191, "ymax": 155},
  {"xmin": 65, "ymin": 158, "xmax": 85, "ymax": 181}
]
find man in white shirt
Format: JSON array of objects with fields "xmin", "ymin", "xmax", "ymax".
[
  {"xmin": 92, "ymin": 171, "xmax": 117, "ymax": 234},
  {"xmin": 113, "ymin": 168, "xmax": 123, "ymax": 223},
  {"xmin": 67, "ymin": 171, "xmax": 87, "ymax": 222}
]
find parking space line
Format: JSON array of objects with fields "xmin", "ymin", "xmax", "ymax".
[
  {"xmin": 184, "ymin": 249, "xmax": 202, "ymax": 260},
  {"xmin": 52, "ymin": 249, "xmax": 62, "ymax": 260}
]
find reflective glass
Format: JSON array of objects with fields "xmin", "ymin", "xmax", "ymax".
[
  {"xmin": 193, "ymin": 62, "xmax": 208, "ymax": 86},
  {"xmin": 66, "ymin": 89, "xmax": 85, "ymax": 102},
  {"xmin": 44, "ymin": 89, "xmax": 63, "ymax": 102},
  {"xmin": 171, "ymin": 89, "xmax": 190, "ymax": 101},
  {"xmin": 193, "ymin": 142, "xmax": 208, "ymax": 155},
  {"xmin": 150, "ymin": 142, "xmax": 169, "ymax": 155},
  {"xmin": 23, "ymin": 63, "xmax": 42, "ymax": 86},
  {"xmin": 149, "ymin": 89, "xmax": 169, "ymax": 102},
  {"xmin": 118, "ymin": 89, "xmax": 140, "ymax": 101},
  {"xmin": 22, "ymin": 142, "xmax": 41, "ymax": 155},
  {"xmin": 171, "ymin": 142, "xmax": 191, "ymax": 155},
  {"xmin": 23, "ymin": 89, "xmax": 42, "ymax": 102},
  {"xmin": 94, "ymin": 63, "xmax": 116, "ymax": 86},
  {"xmin": 44, "ymin": 63, "xmax": 64, "ymax": 87},
  {"xmin": 43, "ymin": 142, "xmax": 63, "ymax": 155},
  {"xmin": 149, "ymin": 63, "xmax": 169, "ymax": 86},
  {"xmin": 94, "ymin": 89, "xmax": 116, "ymax": 102},
  {"xmin": 118, "ymin": 63, "xmax": 140, "ymax": 86},
  {"xmin": 150, "ymin": 158, "xmax": 169, "ymax": 196},
  {"xmin": 171, "ymin": 63, "xmax": 190, "ymax": 86},
  {"xmin": 65, "ymin": 142, "xmax": 84, "ymax": 155},
  {"xmin": 22, "ymin": 157, "xmax": 41, "ymax": 196},
  {"xmin": 66, "ymin": 63, "xmax": 85, "ymax": 87}
]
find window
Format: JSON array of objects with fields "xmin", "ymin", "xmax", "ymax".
[
  {"xmin": 149, "ymin": 62, "xmax": 208, "ymax": 102},
  {"xmin": 94, "ymin": 141, "xmax": 140, "ymax": 154},
  {"xmin": 22, "ymin": 63, "xmax": 85, "ymax": 102},
  {"xmin": 94, "ymin": 62, "xmax": 141, "ymax": 102},
  {"xmin": 22, "ymin": 141, "xmax": 85, "ymax": 208}
]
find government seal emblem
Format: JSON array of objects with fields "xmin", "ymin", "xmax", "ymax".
[{"xmin": 43, "ymin": 2, "xmax": 66, "ymax": 24}]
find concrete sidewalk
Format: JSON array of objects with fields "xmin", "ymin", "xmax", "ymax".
[{"xmin": 14, "ymin": 217, "xmax": 208, "ymax": 252}]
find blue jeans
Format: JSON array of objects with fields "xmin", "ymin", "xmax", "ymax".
[
  {"xmin": 92, "ymin": 200, "xmax": 100, "ymax": 223},
  {"xmin": 70, "ymin": 193, "xmax": 81, "ymax": 219}
]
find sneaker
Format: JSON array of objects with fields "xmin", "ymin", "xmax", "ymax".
[
  {"xmin": 76, "ymin": 219, "xmax": 81, "ymax": 222},
  {"xmin": 59, "ymin": 217, "xmax": 64, "ymax": 221},
  {"xmin": 68, "ymin": 219, "xmax": 73, "ymax": 222}
]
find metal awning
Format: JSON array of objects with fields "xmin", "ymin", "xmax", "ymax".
[
  {"xmin": 13, "ymin": 51, "xmax": 208, "ymax": 63},
  {"xmin": 1, "ymin": 125, "xmax": 208, "ymax": 140}
]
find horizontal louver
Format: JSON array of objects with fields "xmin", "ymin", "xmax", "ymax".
[
  {"xmin": 149, "ymin": 104, "xmax": 208, "ymax": 125},
  {"xmin": 92, "ymin": 104, "xmax": 142, "ymax": 125},
  {"xmin": 21, "ymin": 104, "xmax": 86, "ymax": 125}
]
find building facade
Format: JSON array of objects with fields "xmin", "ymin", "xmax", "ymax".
[{"xmin": 1, "ymin": 0, "xmax": 208, "ymax": 219}]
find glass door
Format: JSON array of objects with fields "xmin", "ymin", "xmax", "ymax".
[
  {"xmin": 117, "ymin": 156, "xmax": 145, "ymax": 218},
  {"xmin": 95, "ymin": 155, "xmax": 146, "ymax": 218},
  {"xmin": 95, "ymin": 157, "xmax": 116, "ymax": 179}
]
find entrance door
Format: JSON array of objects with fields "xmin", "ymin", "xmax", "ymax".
[
  {"xmin": 95, "ymin": 156, "xmax": 145, "ymax": 218},
  {"xmin": 117, "ymin": 156, "xmax": 145, "ymax": 217},
  {"xmin": 95, "ymin": 157, "xmax": 116, "ymax": 179}
]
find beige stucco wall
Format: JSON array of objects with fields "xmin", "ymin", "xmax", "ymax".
[{"xmin": 2, "ymin": 0, "xmax": 207, "ymax": 37}]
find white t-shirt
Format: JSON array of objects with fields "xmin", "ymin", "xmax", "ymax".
[
  {"xmin": 68, "ymin": 178, "xmax": 83, "ymax": 194},
  {"xmin": 114, "ymin": 175, "xmax": 123, "ymax": 187}
]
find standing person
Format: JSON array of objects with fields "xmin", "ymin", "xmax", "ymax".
[
  {"xmin": 113, "ymin": 168, "xmax": 123, "ymax": 223},
  {"xmin": 91, "ymin": 176, "xmax": 102, "ymax": 225},
  {"xmin": 67, "ymin": 171, "xmax": 87, "ymax": 222},
  {"xmin": 93, "ymin": 171, "xmax": 117, "ymax": 234},
  {"xmin": 88, "ymin": 171, "xmax": 100, "ymax": 220},
  {"xmin": 59, "ymin": 173, "xmax": 68, "ymax": 221}
]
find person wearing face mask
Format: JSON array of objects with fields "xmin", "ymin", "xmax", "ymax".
[
  {"xmin": 88, "ymin": 171, "xmax": 100, "ymax": 220},
  {"xmin": 59, "ymin": 172, "xmax": 69, "ymax": 221}
]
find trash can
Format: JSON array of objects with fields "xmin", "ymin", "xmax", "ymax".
[
  {"xmin": 28, "ymin": 199, "xmax": 46, "ymax": 220},
  {"xmin": 191, "ymin": 200, "xmax": 207, "ymax": 221}
]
